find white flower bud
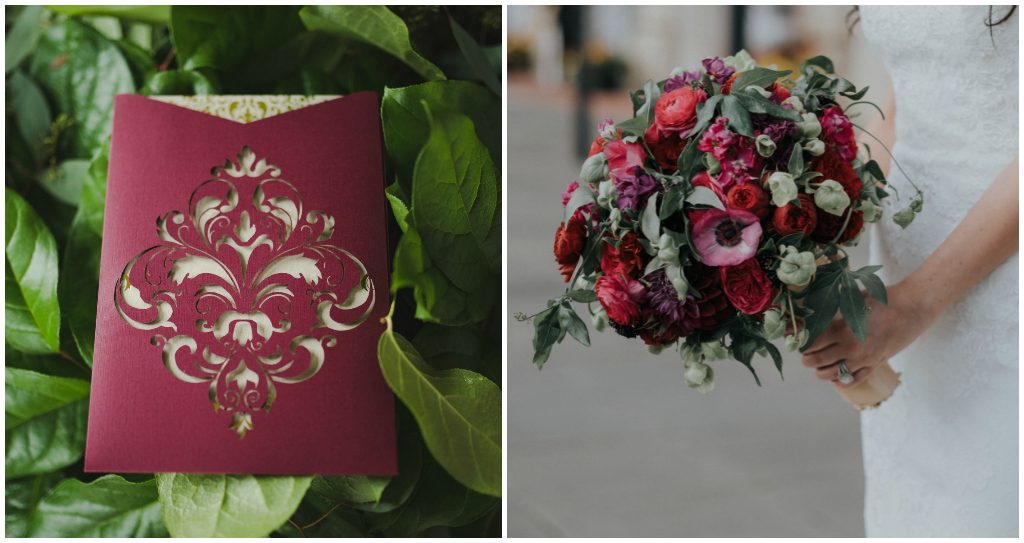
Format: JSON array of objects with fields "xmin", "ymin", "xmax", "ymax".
[
  {"xmin": 804, "ymin": 138, "xmax": 825, "ymax": 156},
  {"xmin": 579, "ymin": 153, "xmax": 608, "ymax": 184},
  {"xmin": 767, "ymin": 171, "xmax": 798, "ymax": 207},
  {"xmin": 684, "ymin": 360, "xmax": 715, "ymax": 393},
  {"xmin": 781, "ymin": 96, "xmax": 805, "ymax": 114},
  {"xmin": 597, "ymin": 180, "xmax": 616, "ymax": 209}
]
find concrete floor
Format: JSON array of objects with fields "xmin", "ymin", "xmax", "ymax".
[{"xmin": 506, "ymin": 82, "xmax": 867, "ymax": 537}]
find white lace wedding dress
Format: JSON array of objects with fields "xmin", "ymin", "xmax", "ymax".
[{"xmin": 858, "ymin": 6, "xmax": 1019, "ymax": 537}]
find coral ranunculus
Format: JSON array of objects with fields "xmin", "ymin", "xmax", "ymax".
[
  {"xmin": 596, "ymin": 272, "xmax": 646, "ymax": 326},
  {"xmin": 772, "ymin": 194, "xmax": 818, "ymax": 236},
  {"xmin": 719, "ymin": 259, "xmax": 775, "ymax": 315},
  {"xmin": 601, "ymin": 232, "xmax": 645, "ymax": 278},
  {"xmin": 553, "ymin": 215, "xmax": 587, "ymax": 282},
  {"xmin": 692, "ymin": 208, "xmax": 763, "ymax": 266},
  {"xmin": 726, "ymin": 183, "xmax": 770, "ymax": 218},
  {"xmin": 654, "ymin": 86, "xmax": 707, "ymax": 136}
]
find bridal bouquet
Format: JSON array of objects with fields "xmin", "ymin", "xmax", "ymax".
[{"xmin": 524, "ymin": 51, "xmax": 922, "ymax": 401}]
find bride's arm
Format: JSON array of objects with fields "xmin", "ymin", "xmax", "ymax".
[{"xmin": 802, "ymin": 156, "xmax": 1020, "ymax": 386}]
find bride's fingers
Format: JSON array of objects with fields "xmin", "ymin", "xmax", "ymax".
[
  {"xmin": 835, "ymin": 366, "xmax": 875, "ymax": 388},
  {"xmin": 802, "ymin": 346, "xmax": 847, "ymax": 369}
]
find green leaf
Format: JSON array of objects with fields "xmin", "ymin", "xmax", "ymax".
[
  {"xmin": 531, "ymin": 305, "xmax": 561, "ymax": 369},
  {"xmin": 412, "ymin": 107, "xmax": 500, "ymax": 297},
  {"xmin": 27, "ymin": 475, "xmax": 167, "ymax": 537},
  {"xmin": 731, "ymin": 67, "xmax": 790, "ymax": 93},
  {"xmin": 692, "ymin": 94, "xmax": 723, "ymax": 135},
  {"xmin": 381, "ymin": 80, "xmax": 499, "ymax": 194},
  {"xmin": 733, "ymin": 91, "xmax": 802, "ymax": 121},
  {"xmin": 5, "ymin": 368, "xmax": 89, "ymax": 478},
  {"xmin": 5, "ymin": 6, "xmax": 44, "ymax": 74},
  {"xmin": 47, "ymin": 5, "xmax": 171, "ymax": 24},
  {"xmin": 449, "ymin": 16, "xmax": 499, "ymax": 95},
  {"xmin": 170, "ymin": 6, "xmax": 304, "ymax": 73},
  {"xmin": 566, "ymin": 289, "xmax": 598, "ymax": 303},
  {"xmin": 299, "ymin": 6, "xmax": 445, "ymax": 81},
  {"xmin": 838, "ymin": 274, "xmax": 868, "ymax": 341},
  {"xmin": 5, "ymin": 472, "xmax": 63, "ymax": 537},
  {"xmin": 79, "ymin": 142, "xmax": 109, "ymax": 234},
  {"xmin": 788, "ymin": 142, "xmax": 804, "ymax": 176},
  {"xmin": 802, "ymin": 55, "xmax": 835, "ymax": 74},
  {"xmin": 6, "ymin": 189, "xmax": 61, "ymax": 354},
  {"xmin": 563, "ymin": 184, "xmax": 596, "ymax": 223},
  {"xmin": 142, "ymin": 69, "xmax": 217, "ymax": 95},
  {"xmin": 309, "ymin": 476, "xmax": 389, "ymax": 508},
  {"xmin": 721, "ymin": 95, "xmax": 752, "ymax": 137},
  {"xmin": 40, "ymin": 160, "xmax": 89, "ymax": 206},
  {"xmin": 640, "ymin": 192, "xmax": 660, "ymax": 242},
  {"xmin": 156, "ymin": 474, "xmax": 312, "ymax": 537},
  {"xmin": 59, "ymin": 214, "xmax": 102, "ymax": 366},
  {"xmin": 558, "ymin": 302, "xmax": 590, "ymax": 347},
  {"xmin": 635, "ymin": 79, "xmax": 661, "ymax": 128},
  {"xmin": 377, "ymin": 325, "xmax": 501, "ymax": 497},
  {"xmin": 6, "ymin": 70, "xmax": 52, "ymax": 163},
  {"xmin": 28, "ymin": 18, "xmax": 135, "ymax": 158},
  {"xmin": 4, "ymin": 346, "xmax": 86, "ymax": 379},
  {"xmin": 685, "ymin": 185, "xmax": 725, "ymax": 210}
]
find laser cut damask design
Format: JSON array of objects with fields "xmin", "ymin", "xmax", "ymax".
[{"xmin": 114, "ymin": 146, "xmax": 375, "ymax": 437}]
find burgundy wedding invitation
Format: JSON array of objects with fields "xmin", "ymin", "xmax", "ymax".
[{"xmin": 84, "ymin": 93, "xmax": 397, "ymax": 475}]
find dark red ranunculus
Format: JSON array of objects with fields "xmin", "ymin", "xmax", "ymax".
[
  {"xmin": 596, "ymin": 272, "xmax": 646, "ymax": 326},
  {"xmin": 686, "ymin": 263, "xmax": 735, "ymax": 330},
  {"xmin": 654, "ymin": 86, "xmax": 707, "ymax": 136},
  {"xmin": 726, "ymin": 182, "xmax": 770, "ymax": 219},
  {"xmin": 719, "ymin": 258, "xmax": 775, "ymax": 315},
  {"xmin": 553, "ymin": 215, "xmax": 587, "ymax": 282},
  {"xmin": 772, "ymin": 194, "xmax": 818, "ymax": 236},
  {"xmin": 640, "ymin": 324, "xmax": 680, "ymax": 347},
  {"xmin": 812, "ymin": 209, "xmax": 864, "ymax": 244},
  {"xmin": 644, "ymin": 123, "xmax": 684, "ymax": 171},
  {"xmin": 812, "ymin": 149, "xmax": 863, "ymax": 202},
  {"xmin": 601, "ymin": 232, "xmax": 645, "ymax": 278}
]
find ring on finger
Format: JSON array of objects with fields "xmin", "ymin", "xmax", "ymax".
[{"xmin": 837, "ymin": 360, "xmax": 855, "ymax": 385}]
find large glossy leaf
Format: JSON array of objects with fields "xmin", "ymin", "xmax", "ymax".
[
  {"xmin": 27, "ymin": 18, "xmax": 134, "ymax": 158},
  {"xmin": 6, "ymin": 70, "xmax": 52, "ymax": 163},
  {"xmin": 5, "ymin": 188, "xmax": 61, "ymax": 353},
  {"xmin": 5, "ymin": 5, "xmax": 44, "ymax": 74},
  {"xmin": 412, "ymin": 108, "xmax": 500, "ymax": 291},
  {"xmin": 142, "ymin": 69, "xmax": 217, "ymax": 95},
  {"xmin": 5, "ymin": 345, "xmax": 86, "ymax": 379},
  {"xmin": 156, "ymin": 474, "xmax": 312, "ymax": 537},
  {"xmin": 169, "ymin": 6, "xmax": 304, "ymax": 73},
  {"xmin": 40, "ymin": 159, "xmax": 89, "ymax": 206},
  {"xmin": 377, "ymin": 322, "xmax": 501, "ymax": 497},
  {"xmin": 5, "ymin": 368, "xmax": 89, "ymax": 478},
  {"xmin": 47, "ymin": 5, "xmax": 171, "ymax": 24},
  {"xmin": 309, "ymin": 476, "xmax": 389, "ymax": 509},
  {"xmin": 299, "ymin": 6, "xmax": 445, "ymax": 82},
  {"xmin": 381, "ymin": 80, "xmax": 499, "ymax": 193},
  {"xmin": 26, "ymin": 475, "xmax": 167, "ymax": 537},
  {"xmin": 5, "ymin": 472, "xmax": 63, "ymax": 537},
  {"xmin": 78, "ymin": 142, "xmax": 109, "ymax": 234},
  {"xmin": 59, "ymin": 214, "xmax": 102, "ymax": 366},
  {"xmin": 449, "ymin": 17, "xmax": 499, "ymax": 95}
]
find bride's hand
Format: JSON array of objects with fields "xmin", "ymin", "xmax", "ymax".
[{"xmin": 800, "ymin": 282, "xmax": 935, "ymax": 387}]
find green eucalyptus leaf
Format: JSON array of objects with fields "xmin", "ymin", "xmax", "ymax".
[
  {"xmin": 378, "ymin": 325, "xmax": 501, "ymax": 497},
  {"xmin": 381, "ymin": 80, "xmax": 499, "ymax": 194},
  {"xmin": 5, "ymin": 368, "xmax": 89, "ymax": 478},
  {"xmin": 449, "ymin": 16, "xmax": 499, "ymax": 95},
  {"xmin": 155, "ymin": 474, "xmax": 312, "ymax": 537},
  {"xmin": 299, "ymin": 6, "xmax": 445, "ymax": 81},
  {"xmin": 5, "ymin": 5, "xmax": 44, "ymax": 74},
  {"xmin": 6, "ymin": 188, "xmax": 61, "ymax": 354},
  {"xmin": 27, "ymin": 475, "xmax": 167, "ymax": 537},
  {"xmin": 48, "ymin": 5, "xmax": 171, "ymax": 24}
]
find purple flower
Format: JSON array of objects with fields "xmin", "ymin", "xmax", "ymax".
[
  {"xmin": 664, "ymin": 70, "xmax": 702, "ymax": 92},
  {"xmin": 702, "ymin": 57, "xmax": 736, "ymax": 85},
  {"xmin": 646, "ymin": 268, "xmax": 692, "ymax": 325},
  {"xmin": 612, "ymin": 167, "xmax": 658, "ymax": 211}
]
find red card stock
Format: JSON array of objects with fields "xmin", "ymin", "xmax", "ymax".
[{"xmin": 84, "ymin": 93, "xmax": 396, "ymax": 475}]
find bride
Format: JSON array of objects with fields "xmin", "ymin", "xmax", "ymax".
[{"xmin": 800, "ymin": 6, "xmax": 1019, "ymax": 537}]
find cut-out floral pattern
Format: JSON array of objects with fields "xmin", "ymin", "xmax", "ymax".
[{"xmin": 115, "ymin": 146, "xmax": 376, "ymax": 437}]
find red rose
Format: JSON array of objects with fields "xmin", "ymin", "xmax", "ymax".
[
  {"xmin": 654, "ymin": 86, "xmax": 707, "ymax": 136},
  {"xmin": 601, "ymin": 232, "xmax": 645, "ymax": 278},
  {"xmin": 772, "ymin": 194, "xmax": 818, "ymax": 236},
  {"xmin": 553, "ymin": 215, "xmax": 587, "ymax": 282},
  {"xmin": 812, "ymin": 209, "xmax": 864, "ymax": 244},
  {"xmin": 719, "ymin": 259, "xmax": 775, "ymax": 315},
  {"xmin": 812, "ymin": 149, "xmax": 862, "ymax": 201},
  {"xmin": 644, "ymin": 123, "xmax": 683, "ymax": 171},
  {"xmin": 596, "ymin": 272, "xmax": 646, "ymax": 326},
  {"xmin": 726, "ymin": 183, "xmax": 770, "ymax": 219}
]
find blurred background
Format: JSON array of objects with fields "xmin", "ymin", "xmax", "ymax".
[{"xmin": 507, "ymin": 5, "xmax": 893, "ymax": 537}]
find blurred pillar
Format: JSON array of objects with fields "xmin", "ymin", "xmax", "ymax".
[
  {"xmin": 569, "ymin": 6, "xmax": 591, "ymax": 158},
  {"xmin": 731, "ymin": 5, "xmax": 747, "ymax": 53}
]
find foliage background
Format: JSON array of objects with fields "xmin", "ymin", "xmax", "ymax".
[{"xmin": 5, "ymin": 5, "xmax": 501, "ymax": 537}]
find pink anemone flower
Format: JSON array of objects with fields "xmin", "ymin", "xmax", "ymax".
[{"xmin": 691, "ymin": 208, "xmax": 762, "ymax": 266}]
